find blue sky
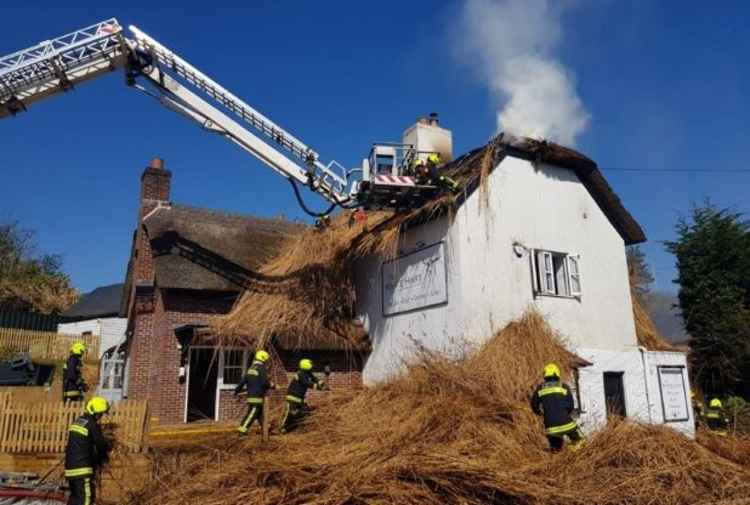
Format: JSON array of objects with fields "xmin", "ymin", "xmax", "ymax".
[{"xmin": 1, "ymin": 1, "xmax": 748, "ymax": 294}]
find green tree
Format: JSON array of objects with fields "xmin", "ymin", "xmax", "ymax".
[
  {"xmin": 0, "ymin": 222, "xmax": 78, "ymax": 314},
  {"xmin": 665, "ymin": 204, "xmax": 750, "ymax": 398}
]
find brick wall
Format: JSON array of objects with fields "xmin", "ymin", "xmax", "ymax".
[{"xmin": 125, "ymin": 158, "xmax": 367, "ymax": 425}]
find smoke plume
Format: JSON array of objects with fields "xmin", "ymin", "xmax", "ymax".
[{"xmin": 457, "ymin": 0, "xmax": 589, "ymax": 146}]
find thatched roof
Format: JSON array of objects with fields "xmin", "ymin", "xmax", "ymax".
[
  {"xmin": 143, "ymin": 204, "xmax": 302, "ymax": 291},
  {"xmin": 441, "ymin": 134, "xmax": 646, "ymax": 245},
  {"xmin": 219, "ymin": 134, "xmax": 646, "ymax": 349}
]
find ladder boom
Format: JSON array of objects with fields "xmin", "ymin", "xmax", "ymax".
[
  {"xmin": 0, "ymin": 19, "xmax": 352, "ymax": 207},
  {"xmin": 0, "ymin": 19, "xmax": 125, "ymax": 117}
]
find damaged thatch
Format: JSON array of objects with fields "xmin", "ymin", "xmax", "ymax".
[
  {"xmin": 218, "ymin": 134, "xmax": 647, "ymax": 350},
  {"xmin": 128, "ymin": 311, "xmax": 750, "ymax": 505}
]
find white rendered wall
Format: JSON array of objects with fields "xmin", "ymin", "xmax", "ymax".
[
  {"xmin": 357, "ymin": 155, "xmax": 639, "ymax": 384},
  {"xmin": 58, "ymin": 317, "xmax": 127, "ymax": 359}
]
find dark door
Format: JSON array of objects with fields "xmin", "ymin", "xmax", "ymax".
[
  {"xmin": 187, "ymin": 348, "xmax": 218, "ymax": 422},
  {"xmin": 603, "ymin": 372, "xmax": 626, "ymax": 418}
]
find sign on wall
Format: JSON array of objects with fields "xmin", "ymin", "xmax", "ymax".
[
  {"xmin": 382, "ymin": 241, "xmax": 448, "ymax": 316},
  {"xmin": 657, "ymin": 366, "xmax": 689, "ymax": 422}
]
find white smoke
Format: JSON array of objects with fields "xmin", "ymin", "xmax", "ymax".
[{"xmin": 457, "ymin": 0, "xmax": 590, "ymax": 146}]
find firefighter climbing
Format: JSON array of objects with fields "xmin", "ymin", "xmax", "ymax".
[
  {"xmin": 234, "ymin": 350, "xmax": 275, "ymax": 436},
  {"xmin": 279, "ymin": 358, "xmax": 328, "ymax": 434},
  {"xmin": 531, "ymin": 363, "xmax": 585, "ymax": 452}
]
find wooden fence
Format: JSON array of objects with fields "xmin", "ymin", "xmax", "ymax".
[
  {"xmin": 0, "ymin": 327, "xmax": 99, "ymax": 362},
  {"xmin": 0, "ymin": 386, "xmax": 57, "ymax": 404},
  {"xmin": 0, "ymin": 393, "xmax": 148, "ymax": 453}
]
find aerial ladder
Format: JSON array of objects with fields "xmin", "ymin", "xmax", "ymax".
[{"xmin": 0, "ymin": 19, "xmax": 443, "ymax": 215}]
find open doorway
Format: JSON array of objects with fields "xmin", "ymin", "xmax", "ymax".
[
  {"xmin": 603, "ymin": 372, "xmax": 627, "ymax": 418},
  {"xmin": 187, "ymin": 347, "xmax": 218, "ymax": 422}
]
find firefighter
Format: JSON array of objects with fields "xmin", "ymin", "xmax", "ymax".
[
  {"xmin": 705, "ymin": 398, "xmax": 729, "ymax": 436},
  {"xmin": 531, "ymin": 363, "xmax": 585, "ymax": 452},
  {"xmin": 279, "ymin": 358, "xmax": 327, "ymax": 434},
  {"xmin": 64, "ymin": 396, "xmax": 111, "ymax": 505},
  {"xmin": 234, "ymin": 350, "xmax": 274, "ymax": 435},
  {"xmin": 426, "ymin": 153, "xmax": 459, "ymax": 193},
  {"xmin": 63, "ymin": 341, "xmax": 88, "ymax": 403}
]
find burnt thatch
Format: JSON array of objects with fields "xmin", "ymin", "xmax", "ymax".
[{"xmin": 219, "ymin": 134, "xmax": 646, "ymax": 350}]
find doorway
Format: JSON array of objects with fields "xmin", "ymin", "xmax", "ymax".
[
  {"xmin": 603, "ymin": 372, "xmax": 627, "ymax": 418},
  {"xmin": 187, "ymin": 347, "xmax": 218, "ymax": 422}
]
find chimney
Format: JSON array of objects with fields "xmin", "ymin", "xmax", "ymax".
[
  {"xmin": 402, "ymin": 114, "xmax": 453, "ymax": 162},
  {"xmin": 140, "ymin": 157, "xmax": 172, "ymax": 202}
]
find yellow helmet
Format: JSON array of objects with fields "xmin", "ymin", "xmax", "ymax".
[
  {"xmin": 85, "ymin": 396, "xmax": 110, "ymax": 416},
  {"xmin": 254, "ymin": 350, "xmax": 270, "ymax": 363},
  {"xmin": 299, "ymin": 359, "xmax": 313, "ymax": 371},
  {"xmin": 70, "ymin": 341, "xmax": 87, "ymax": 356},
  {"xmin": 427, "ymin": 153, "xmax": 440, "ymax": 164},
  {"xmin": 709, "ymin": 398, "xmax": 722, "ymax": 409},
  {"xmin": 543, "ymin": 363, "xmax": 561, "ymax": 379}
]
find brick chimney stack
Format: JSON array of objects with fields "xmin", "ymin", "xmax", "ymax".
[{"xmin": 140, "ymin": 157, "xmax": 172, "ymax": 202}]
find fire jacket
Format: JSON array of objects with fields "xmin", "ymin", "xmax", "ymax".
[
  {"xmin": 64, "ymin": 414, "xmax": 110, "ymax": 479},
  {"xmin": 705, "ymin": 408, "xmax": 729, "ymax": 432},
  {"xmin": 286, "ymin": 370, "xmax": 322, "ymax": 404},
  {"xmin": 530, "ymin": 379, "xmax": 577, "ymax": 435},
  {"xmin": 234, "ymin": 360, "xmax": 271, "ymax": 404},
  {"xmin": 63, "ymin": 354, "xmax": 85, "ymax": 398}
]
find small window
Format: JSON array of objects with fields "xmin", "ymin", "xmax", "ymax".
[
  {"xmin": 222, "ymin": 349, "xmax": 245, "ymax": 385},
  {"xmin": 532, "ymin": 250, "xmax": 581, "ymax": 298},
  {"xmin": 375, "ymin": 154, "xmax": 395, "ymax": 174}
]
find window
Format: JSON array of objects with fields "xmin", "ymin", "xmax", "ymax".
[
  {"xmin": 375, "ymin": 154, "xmax": 394, "ymax": 174},
  {"xmin": 221, "ymin": 349, "xmax": 246, "ymax": 385},
  {"xmin": 532, "ymin": 250, "xmax": 582, "ymax": 297}
]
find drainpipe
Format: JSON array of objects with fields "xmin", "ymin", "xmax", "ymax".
[{"xmin": 637, "ymin": 346, "xmax": 654, "ymax": 424}]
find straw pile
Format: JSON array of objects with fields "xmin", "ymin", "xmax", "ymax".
[{"xmin": 128, "ymin": 312, "xmax": 750, "ymax": 505}]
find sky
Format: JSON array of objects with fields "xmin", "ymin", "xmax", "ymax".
[{"xmin": 1, "ymin": 0, "xmax": 749, "ymax": 294}]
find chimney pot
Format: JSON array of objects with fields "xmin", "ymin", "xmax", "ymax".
[{"xmin": 140, "ymin": 156, "xmax": 172, "ymax": 202}]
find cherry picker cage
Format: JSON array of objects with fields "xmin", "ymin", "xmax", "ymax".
[{"xmin": 0, "ymin": 19, "xmax": 453, "ymax": 215}]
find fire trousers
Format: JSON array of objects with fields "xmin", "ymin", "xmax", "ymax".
[
  {"xmin": 67, "ymin": 476, "xmax": 95, "ymax": 505},
  {"xmin": 238, "ymin": 403, "xmax": 264, "ymax": 434}
]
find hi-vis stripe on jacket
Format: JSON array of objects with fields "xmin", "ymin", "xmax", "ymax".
[
  {"xmin": 64, "ymin": 414, "xmax": 110, "ymax": 479},
  {"xmin": 530, "ymin": 379, "xmax": 577, "ymax": 435},
  {"xmin": 234, "ymin": 360, "xmax": 271, "ymax": 404}
]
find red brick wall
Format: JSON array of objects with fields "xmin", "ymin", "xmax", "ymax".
[{"xmin": 125, "ymin": 159, "xmax": 367, "ymax": 425}]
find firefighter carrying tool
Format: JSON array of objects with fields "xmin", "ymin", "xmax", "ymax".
[
  {"xmin": 531, "ymin": 363, "xmax": 585, "ymax": 452},
  {"xmin": 64, "ymin": 396, "xmax": 112, "ymax": 505},
  {"xmin": 234, "ymin": 350, "xmax": 275, "ymax": 436},
  {"xmin": 279, "ymin": 359, "xmax": 328, "ymax": 434},
  {"xmin": 63, "ymin": 342, "xmax": 88, "ymax": 403}
]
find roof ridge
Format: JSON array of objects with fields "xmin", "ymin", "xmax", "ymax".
[{"xmin": 167, "ymin": 203, "xmax": 302, "ymax": 225}]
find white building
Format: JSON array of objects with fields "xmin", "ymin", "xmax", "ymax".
[
  {"xmin": 58, "ymin": 283, "xmax": 127, "ymax": 402},
  {"xmin": 354, "ymin": 118, "xmax": 694, "ymax": 436}
]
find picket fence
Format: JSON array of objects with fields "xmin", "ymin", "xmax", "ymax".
[
  {"xmin": 0, "ymin": 393, "xmax": 148, "ymax": 453},
  {"xmin": 0, "ymin": 327, "xmax": 99, "ymax": 362}
]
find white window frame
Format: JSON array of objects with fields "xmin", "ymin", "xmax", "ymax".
[
  {"xmin": 532, "ymin": 249, "xmax": 582, "ymax": 299},
  {"xmin": 217, "ymin": 347, "xmax": 250, "ymax": 390}
]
